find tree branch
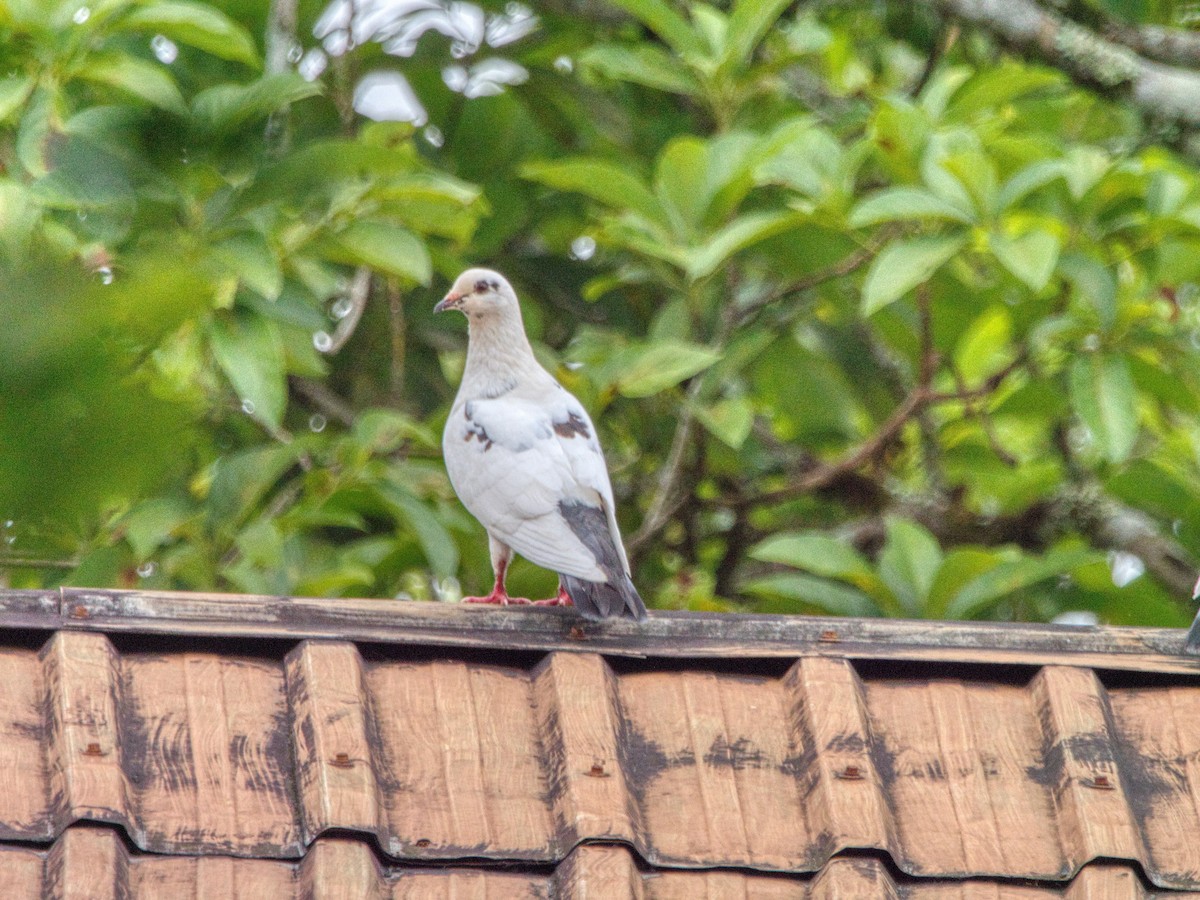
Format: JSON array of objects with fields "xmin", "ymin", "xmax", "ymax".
[
  {"xmin": 911, "ymin": 21, "xmax": 961, "ymax": 98},
  {"xmin": 628, "ymin": 374, "xmax": 704, "ymax": 557},
  {"xmin": 1047, "ymin": 0, "xmax": 1200, "ymax": 69},
  {"xmin": 1056, "ymin": 483, "xmax": 1196, "ymax": 597},
  {"xmin": 290, "ymin": 377, "xmax": 356, "ymax": 427},
  {"xmin": 931, "ymin": 0, "xmax": 1200, "ymax": 126},
  {"xmin": 326, "ymin": 267, "xmax": 371, "ymax": 355},
  {"xmin": 264, "ymin": 0, "xmax": 299, "ymax": 153},
  {"xmin": 732, "ymin": 232, "xmax": 891, "ymax": 327},
  {"xmin": 743, "ymin": 351, "xmax": 1025, "ymax": 509}
]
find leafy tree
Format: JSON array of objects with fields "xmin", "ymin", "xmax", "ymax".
[{"xmin": 2, "ymin": 0, "xmax": 1199, "ymax": 630}]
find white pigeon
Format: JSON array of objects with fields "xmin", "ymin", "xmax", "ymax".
[{"xmin": 436, "ymin": 268, "xmax": 647, "ymax": 621}]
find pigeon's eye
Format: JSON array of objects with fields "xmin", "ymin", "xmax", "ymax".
[{"xmin": 474, "ymin": 279, "xmax": 490, "ymax": 293}]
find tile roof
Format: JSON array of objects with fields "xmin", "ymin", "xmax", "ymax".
[
  {"xmin": 0, "ymin": 587, "xmax": 1198, "ymax": 896},
  {"xmin": 6, "ymin": 828, "xmax": 1195, "ymax": 898}
]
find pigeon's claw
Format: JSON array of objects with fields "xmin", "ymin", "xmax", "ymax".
[
  {"xmin": 463, "ymin": 589, "xmax": 531, "ymax": 606},
  {"xmin": 532, "ymin": 587, "xmax": 574, "ymax": 607}
]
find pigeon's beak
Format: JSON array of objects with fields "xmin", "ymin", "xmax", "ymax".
[{"xmin": 434, "ymin": 290, "xmax": 464, "ymax": 314}]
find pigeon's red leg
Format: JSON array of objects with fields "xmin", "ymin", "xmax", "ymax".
[
  {"xmin": 532, "ymin": 586, "xmax": 574, "ymax": 607},
  {"xmin": 462, "ymin": 557, "xmax": 531, "ymax": 606}
]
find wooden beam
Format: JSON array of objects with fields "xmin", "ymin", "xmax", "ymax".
[{"xmin": 0, "ymin": 588, "xmax": 1195, "ymax": 675}]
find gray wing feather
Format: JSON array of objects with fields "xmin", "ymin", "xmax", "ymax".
[{"xmin": 558, "ymin": 500, "xmax": 647, "ymax": 620}]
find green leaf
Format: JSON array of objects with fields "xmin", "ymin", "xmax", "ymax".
[
  {"xmin": 377, "ymin": 481, "xmax": 458, "ymax": 578},
  {"xmin": 607, "ymin": 0, "xmax": 704, "ymax": 57},
  {"xmin": 743, "ymin": 572, "xmax": 879, "ymax": 617},
  {"xmin": 1147, "ymin": 171, "xmax": 1190, "ymax": 217},
  {"xmin": 1070, "ymin": 354, "xmax": 1138, "ymax": 463},
  {"xmin": 754, "ymin": 122, "xmax": 843, "ymax": 200},
  {"xmin": 1062, "ymin": 146, "xmax": 1109, "ymax": 200},
  {"xmin": 211, "ymin": 232, "xmax": 282, "ymax": 300},
  {"xmin": 749, "ymin": 531, "xmax": 873, "ymax": 580},
  {"xmin": 0, "ymin": 74, "xmax": 34, "ymax": 123},
  {"xmin": 122, "ymin": 497, "xmax": 193, "ymax": 559},
  {"xmin": 209, "ymin": 312, "xmax": 287, "ymax": 430},
  {"xmin": 655, "ymin": 137, "xmax": 709, "ymax": 232},
  {"xmin": 15, "ymin": 87, "xmax": 55, "ymax": 177},
  {"xmin": 848, "ymin": 187, "xmax": 975, "ymax": 228},
  {"xmin": 723, "ymin": 0, "xmax": 793, "ymax": 70},
  {"xmin": 616, "ymin": 341, "xmax": 722, "ymax": 398},
  {"xmin": 193, "ymin": 74, "xmax": 320, "ymax": 132},
  {"xmin": 991, "ymin": 227, "xmax": 1060, "ymax": 292},
  {"xmin": 946, "ymin": 64, "xmax": 1060, "ymax": 119},
  {"xmin": 695, "ymin": 397, "xmax": 753, "ymax": 448},
  {"xmin": 995, "ymin": 160, "xmax": 1064, "ymax": 211},
  {"xmin": 861, "ymin": 234, "xmax": 966, "ymax": 315},
  {"xmin": 955, "ymin": 306, "xmax": 1013, "ymax": 385},
  {"xmin": 354, "ymin": 409, "xmax": 438, "ymax": 452},
  {"xmin": 878, "ymin": 518, "xmax": 943, "ymax": 614},
  {"xmin": 121, "ymin": 1, "xmax": 260, "ymax": 66},
  {"xmin": 1059, "ymin": 252, "xmax": 1116, "ymax": 328},
  {"xmin": 944, "ymin": 547, "xmax": 1097, "ymax": 619},
  {"xmin": 521, "ymin": 158, "xmax": 665, "ymax": 228},
  {"xmin": 331, "ymin": 221, "xmax": 430, "ymax": 284},
  {"xmin": 78, "ymin": 54, "xmax": 188, "ymax": 115},
  {"xmin": 581, "ymin": 44, "xmax": 700, "ymax": 95},
  {"xmin": 207, "ymin": 443, "xmax": 303, "ymax": 529},
  {"xmin": 926, "ymin": 548, "xmax": 1005, "ymax": 618},
  {"xmin": 685, "ymin": 209, "xmax": 805, "ymax": 280}
]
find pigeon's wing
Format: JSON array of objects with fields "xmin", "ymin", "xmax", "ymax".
[{"xmin": 443, "ymin": 389, "xmax": 624, "ymax": 582}]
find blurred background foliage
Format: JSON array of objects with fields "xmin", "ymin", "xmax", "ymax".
[{"xmin": 3, "ymin": 0, "xmax": 1200, "ymax": 628}]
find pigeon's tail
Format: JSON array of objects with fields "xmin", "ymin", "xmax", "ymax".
[{"xmin": 562, "ymin": 573, "xmax": 648, "ymax": 621}]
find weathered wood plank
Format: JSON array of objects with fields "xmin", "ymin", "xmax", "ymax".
[
  {"xmin": 0, "ymin": 587, "xmax": 1191, "ymax": 676},
  {"xmin": 783, "ymin": 658, "xmax": 893, "ymax": 866},
  {"xmin": 531, "ymin": 653, "xmax": 639, "ymax": 850},
  {"xmin": 42, "ymin": 633, "xmax": 131, "ymax": 835},
  {"xmin": 285, "ymin": 642, "xmax": 382, "ymax": 843},
  {"xmin": 1031, "ymin": 667, "xmax": 1143, "ymax": 870}
]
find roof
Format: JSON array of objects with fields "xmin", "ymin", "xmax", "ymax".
[{"xmin": 0, "ymin": 586, "xmax": 1198, "ymax": 896}]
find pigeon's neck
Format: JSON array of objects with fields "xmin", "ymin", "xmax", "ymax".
[{"xmin": 461, "ymin": 310, "xmax": 547, "ymax": 397}]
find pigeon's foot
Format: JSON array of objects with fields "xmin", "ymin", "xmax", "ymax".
[
  {"xmin": 462, "ymin": 589, "xmax": 531, "ymax": 607},
  {"xmin": 532, "ymin": 587, "xmax": 574, "ymax": 607}
]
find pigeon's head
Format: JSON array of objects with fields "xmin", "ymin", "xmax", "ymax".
[{"xmin": 435, "ymin": 268, "xmax": 519, "ymax": 320}]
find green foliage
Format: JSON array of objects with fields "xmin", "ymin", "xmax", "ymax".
[{"xmin": 1, "ymin": 0, "xmax": 1198, "ymax": 631}]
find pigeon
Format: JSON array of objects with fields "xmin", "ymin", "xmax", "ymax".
[{"xmin": 435, "ymin": 268, "xmax": 647, "ymax": 621}]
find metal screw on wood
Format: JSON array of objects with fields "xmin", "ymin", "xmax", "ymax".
[
  {"xmin": 587, "ymin": 762, "xmax": 609, "ymax": 777},
  {"xmin": 415, "ymin": 839, "xmax": 431, "ymax": 848},
  {"xmin": 819, "ymin": 629, "xmax": 839, "ymax": 643},
  {"xmin": 331, "ymin": 752, "xmax": 352, "ymax": 768},
  {"xmin": 1090, "ymin": 774, "xmax": 1115, "ymax": 789},
  {"xmin": 569, "ymin": 626, "xmax": 587, "ymax": 641},
  {"xmin": 70, "ymin": 605, "xmax": 90, "ymax": 619},
  {"xmin": 84, "ymin": 742, "xmax": 103, "ymax": 756},
  {"xmin": 836, "ymin": 765, "xmax": 863, "ymax": 780}
]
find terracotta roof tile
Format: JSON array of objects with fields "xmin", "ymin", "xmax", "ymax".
[
  {"xmin": 1, "ymin": 828, "xmax": 1195, "ymax": 898},
  {"xmin": 1, "ymin": 589, "xmax": 1200, "ymax": 893}
]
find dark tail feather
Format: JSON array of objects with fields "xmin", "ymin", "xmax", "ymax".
[{"xmin": 561, "ymin": 573, "xmax": 647, "ymax": 621}]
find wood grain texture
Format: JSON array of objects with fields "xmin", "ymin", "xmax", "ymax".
[
  {"xmin": 0, "ymin": 649, "xmax": 52, "ymax": 839},
  {"xmin": 532, "ymin": 653, "xmax": 639, "ymax": 848},
  {"xmin": 366, "ymin": 657, "xmax": 554, "ymax": 859},
  {"xmin": 42, "ymin": 632, "xmax": 130, "ymax": 834},
  {"xmin": 1106, "ymin": 684, "xmax": 1200, "ymax": 886},
  {"xmin": 286, "ymin": 641, "xmax": 381, "ymax": 842},
  {"xmin": 122, "ymin": 649, "xmax": 302, "ymax": 855},
  {"xmin": 863, "ymin": 675, "xmax": 1064, "ymax": 879},
  {"xmin": 3, "ymin": 626, "xmax": 1200, "ymax": 887},
  {"xmin": 783, "ymin": 658, "xmax": 893, "ymax": 865},
  {"xmin": 3, "ymin": 828, "xmax": 1200, "ymax": 898},
  {"xmin": 1031, "ymin": 667, "xmax": 1143, "ymax": 870},
  {"xmin": 7, "ymin": 587, "xmax": 1196, "ymax": 675}
]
